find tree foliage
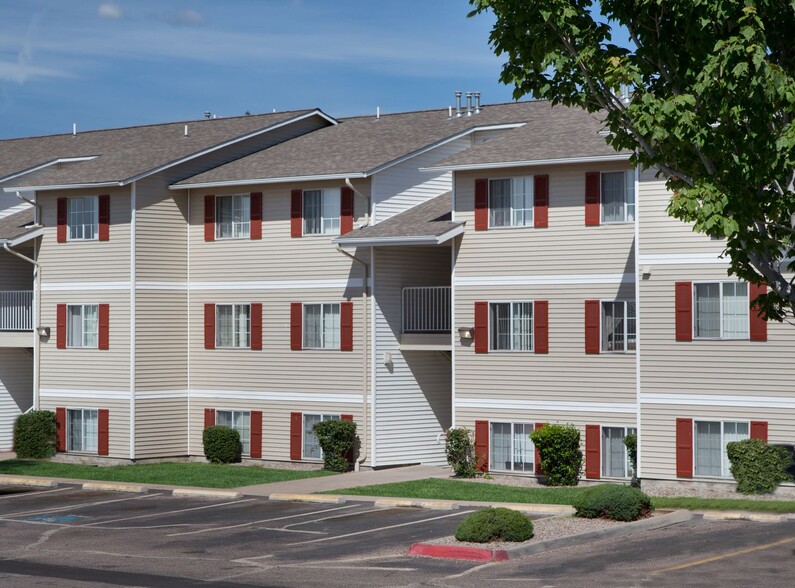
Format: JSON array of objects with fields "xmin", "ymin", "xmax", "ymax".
[{"xmin": 470, "ymin": 0, "xmax": 795, "ymax": 320}]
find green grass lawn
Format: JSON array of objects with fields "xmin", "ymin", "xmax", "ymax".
[
  {"xmin": 324, "ymin": 478, "xmax": 795, "ymax": 513},
  {"xmin": 0, "ymin": 459, "xmax": 335, "ymax": 489}
]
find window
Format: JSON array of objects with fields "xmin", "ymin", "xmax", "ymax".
[
  {"xmin": 490, "ymin": 302, "xmax": 533, "ymax": 351},
  {"xmin": 67, "ymin": 304, "xmax": 98, "ymax": 348},
  {"xmin": 216, "ymin": 410, "xmax": 251, "ymax": 456},
  {"xmin": 694, "ymin": 282, "xmax": 749, "ymax": 340},
  {"xmin": 304, "ymin": 188, "xmax": 340, "ymax": 235},
  {"xmin": 216, "ymin": 304, "xmax": 250, "ymax": 348},
  {"xmin": 602, "ymin": 301, "xmax": 636, "ymax": 352},
  {"xmin": 489, "ymin": 177, "xmax": 533, "ymax": 228},
  {"xmin": 490, "ymin": 422, "xmax": 535, "ymax": 472},
  {"xmin": 303, "ymin": 413, "xmax": 340, "ymax": 459},
  {"xmin": 68, "ymin": 196, "xmax": 98, "ymax": 240},
  {"xmin": 216, "ymin": 194, "xmax": 250, "ymax": 239},
  {"xmin": 694, "ymin": 420, "xmax": 749, "ymax": 477},
  {"xmin": 68, "ymin": 408, "xmax": 98, "ymax": 452},
  {"xmin": 602, "ymin": 426, "xmax": 637, "ymax": 478},
  {"xmin": 303, "ymin": 303, "xmax": 340, "ymax": 349},
  {"xmin": 601, "ymin": 171, "xmax": 635, "ymax": 223}
]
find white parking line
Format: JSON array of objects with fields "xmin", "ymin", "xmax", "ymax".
[
  {"xmin": 82, "ymin": 498, "xmax": 256, "ymax": 527},
  {"xmin": 282, "ymin": 507, "xmax": 384, "ymax": 529},
  {"xmin": 0, "ymin": 492, "xmax": 162, "ymax": 519},
  {"xmin": 0, "ymin": 488, "xmax": 70, "ymax": 501}
]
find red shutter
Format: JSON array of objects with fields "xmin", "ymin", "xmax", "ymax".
[
  {"xmin": 250, "ymin": 411, "xmax": 263, "ymax": 458},
  {"xmin": 585, "ymin": 172, "xmax": 601, "ymax": 226},
  {"xmin": 56, "ymin": 304, "xmax": 67, "ymax": 349},
  {"xmin": 204, "ymin": 408, "xmax": 216, "ymax": 430},
  {"xmin": 585, "ymin": 424, "xmax": 601, "ymax": 479},
  {"xmin": 98, "ymin": 195, "xmax": 110, "ymax": 241},
  {"xmin": 341, "ymin": 187, "xmax": 354, "ymax": 235},
  {"xmin": 204, "ymin": 304, "xmax": 215, "ymax": 350},
  {"xmin": 250, "ymin": 192, "xmax": 262, "ymax": 240},
  {"xmin": 57, "ymin": 198, "xmax": 68, "ymax": 243},
  {"xmin": 584, "ymin": 300, "xmax": 600, "ymax": 354},
  {"xmin": 340, "ymin": 301, "xmax": 354, "ymax": 351},
  {"xmin": 534, "ymin": 175, "xmax": 549, "ymax": 228},
  {"xmin": 204, "ymin": 195, "xmax": 215, "ymax": 242},
  {"xmin": 474, "ymin": 179, "xmax": 489, "ymax": 231},
  {"xmin": 97, "ymin": 409, "xmax": 109, "ymax": 455},
  {"xmin": 749, "ymin": 283, "xmax": 767, "ymax": 342},
  {"xmin": 534, "ymin": 422, "xmax": 546, "ymax": 475},
  {"xmin": 675, "ymin": 282, "xmax": 693, "ymax": 342},
  {"xmin": 534, "ymin": 300, "xmax": 549, "ymax": 354},
  {"xmin": 251, "ymin": 303, "xmax": 262, "ymax": 350},
  {"xmin": 676, "ymin": 418, "xmax": 693, "ymax": 478},
  {"xmin": 290, "ymin": 303, "xmax": 303, "ymax": 350},
  {"xmin": 98, "ymin": 304, "xmax": 110, "ymax": 350},
  {"xmin": 474, "ymin": 301, "xmax": 489, "ymax": 353},
  {"xmin": 291, "ymin": 189, "xmax": 303, "ymax": 238},
  {"xmin": 55, "ymin": 407, "xmax": 66, "ymax": 452},
  {"xmin": 290, "ymin": 412, "xmax": 302, "ymax": 459},
  {"xmin": 750, "ymin": 421, "xmax": 768, "ymax": 442},
  {"xmin": 474, "ymin": 420, "xmax": 489, "ymax": 471}
]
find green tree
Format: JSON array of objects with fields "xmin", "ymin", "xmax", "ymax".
[{"xmin": 470, "ymin": 0, "xmax": 795, "ymax": 320}]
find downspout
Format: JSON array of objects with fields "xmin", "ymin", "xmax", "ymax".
[
  {"xmin": 16, "ymin": 192, "xmax": 42, "ymax": 227},
  {"xmin": 3, "ymin": 242, "xmax": 40, "ymax": 411}
]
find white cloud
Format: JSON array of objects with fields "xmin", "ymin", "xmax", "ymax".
[
  {"xmin": 98, "ymin": 3, "xmax": 123, "ymax": 20},
  {"xmin": 0, "ymin": 61, "xmax": 73, "ymax": 84}
]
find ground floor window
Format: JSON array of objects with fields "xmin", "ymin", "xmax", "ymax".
[
  {"xmin": 694, "ymin": 420, "xmax": 749, "ymax": 477},
  {"xmin": 216, "ymin": 410, "xmax": 251, "ymax": 456},
  {"xmin": 303, "ymin": 414, "xmax": 340, "ymax": 459},
  {"xmin": 490, "ymin": 422, "xmax": 534, "ymax": 472},
  {"xmin": 602, "ymin": 426, "xmax": 637, "ymax": 478},
  {"xmin": 68, "ymin": 408, "xmax": 98, "ymax": 453}
]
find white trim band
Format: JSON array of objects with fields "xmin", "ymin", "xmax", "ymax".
[
  {"xmin": 40, "ymin": 389, "xmax": 130, "ymax": 399},
  {"xmin": 190, "ymin": 390, "xmax": 369, "ymax": 404},
  {"xmin": 638, "ymin": 253, "xmax": 728, "ymax": 265},
  {"xmin": 455, "ymin": 273, "xmax": 635, "ymax": 287},
  {"xmin": 456, "ymin": 398, "xmax": 637, "ymax": 414},
  {"xmin": 189, "ymin": 278, "xmax": 364, "ymax": 291},
  {"xmin": 641, "ymin": 393, "xmax": 795, "ymax": 409}
]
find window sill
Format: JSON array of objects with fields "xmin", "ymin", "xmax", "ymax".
[
  {"xmin": 488, "ymin": 349, "xmax": 535, "ymax": 354},
  {"xmin": 65, "ymin": 347, "xmax": 100, "ymax": 350},
  {"xmin": 485, "ymin": 225, "xmax": 535, "ymax": 231},
  {"xmin": 692, "ymin": 338, "xmax": 750, "ymax": 342},
  {"xmin": 301, "ymin": 233, "xmax": 340, "ymax": 238},
  {"xmin": 214, "ymin": 236, "xmax": 251, "ymax": 241}
]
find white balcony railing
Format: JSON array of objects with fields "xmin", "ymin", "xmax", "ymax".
[
  {"xmin": 402, "ymin": 286, "xmax": 451, "ymax": 334},
  {"xmin": 0, "ymin": 291, "xmax": 33, "ymax": 331}
]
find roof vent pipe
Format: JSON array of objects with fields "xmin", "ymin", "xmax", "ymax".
[
  {"xmin": 72, "ymin": 123, "xmax": 77, "ymax": 137},
  {"xmin": 474, "ymin": 92, "xmax": 481, "ymax": 113},
  {"xmin": 448, "ymin": 106, "xmax": 452, "ymax": 119},
  {"xmin": 455, "ymin": 91, "xmax": 462, "ymax": 117},
  {"xmin": 465, "ymin": 92, "xmax": 473, "ymax": 116},
  {"xmin": 184, "ymin": 125, "xmax": 189, "ymax": 137},
  {"xmin": 376, "ymin": 106, "xmax": 380, "ymax": 120}
]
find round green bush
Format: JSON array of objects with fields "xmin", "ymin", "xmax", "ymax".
[
  {"xmin": 13, "ymin": 410, "xmax": 56, "ymax": 458},
  {"xmin": 530, "ymin": 424, "xmax": 583, "ymax": 486},
  {"xmin": 573, "ymin": 484, "xmax": 653, "ymax": 522},
  {"xmin": 202, "ymin": 426, "xmax": 242, "ymax": 464},
  {"xmin": 455, "ymin": 507, "xmax": 534, "ymax": 543},
  {"xmin": 445, "ymin": 427, "xmax": 477, "ymax": 478},
  {"xmin": 314, "ymin": 419, "xmax": 357, "ymax": 472},
  {"xmin": 727, "ymin": 439, "xmax": 792, "ymax": 494}
]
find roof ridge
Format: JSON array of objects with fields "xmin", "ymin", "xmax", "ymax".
[{"xmin": 331, "ymin": 99, "xmax": 551, "ymax": 122}]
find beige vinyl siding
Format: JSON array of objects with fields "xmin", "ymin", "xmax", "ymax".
[
  {"xmin": 454, "ymin": 163, "xmax": 635, "ymax": 277},
  {"xmin": 135, "ymin": 175, "xmax": 189, "ymax": 282},
  {"xmin": 135, "ymin": 397, "xmax": 188, "ymax": 458},
  {"xmin": 0, "ymin": 348, "xmax": 33, "ymax": 450},
  {"xmin": 134, "ymin": 290, "xmax": 187, "ymax": 392},
  {"xmin": 373, "ymin": 247, "xmax": 451, "ymax": 467},
  {"xmin": 39, "ymin": 396, "xmax": 130, "ymax": 458},
  {"xmin": 0, "ymin": 248, "xmax": 34, "ymax": 290}
]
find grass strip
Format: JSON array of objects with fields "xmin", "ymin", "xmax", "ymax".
[{"xmin": 0, "ymin": 459, "xmax": 334, "ymax": 489}]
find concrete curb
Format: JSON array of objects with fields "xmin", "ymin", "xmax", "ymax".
[
  {"xmin": 269, "ymin": 493, "xmax": 346, "ymax": 504},
  {"xmin": 408, "ymin": 543, "xmax": 509, "ymax": 562},
  {"xmin": 699, "ymin": 509, "xmax": 789, "ymax": 523},
  {"xmin": 0, "ymin": 476, "xmax": 58, "ymax": 488},
  {"xmin": 335, "ymin": 495, "xmax": 575, "ymax": 515},
  {"xmin": 171, "ymin": 488, "xmax": 243, "ymax": 499},
  {"xmin": 82, "ymin": 482, "xmax": 147, "ymax": 493}
]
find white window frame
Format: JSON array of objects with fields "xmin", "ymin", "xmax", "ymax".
[
  {"xmin": 66, "ymin": 303, "xmax": 99, "ymax": 349},
  {"xmin": 488, "ymin": 176, "xmax": 534, "ymax": 229},
  {"xmin": 215, "ymin": 304, "xmax": 251, "ymax": 349},
  {"xmin": 600, "ymin": 171, "xmax": 635, "ymax": 224},
  {"xmin": 303, "ymin": 188, "xmax": 341, "ymax": 236},
  {"xmin": 693, "ymin": 419, "xmax": 750, "ymax": 478},
  {"xmin": 67, "ymin": 408, "xmax": 98, "ymax": 453},
  {"xmin": 215, "ymin": 409, "xmax": 251, "ymax": 456},
  {"xmin": 600, "ymin": 425, "xmax": 637, "ymax": 479},
  {"xmin": 302, "ymin": 302, "xmax": 340, "ymax": 350},
  {"xmin": 601, "ymin": 299, "xmax": 636, "ymax": 353},
  {"xmin": 488, "ymin": 301, "xmax": 534, "ymax": 352},
  {"xmin": 215, "ymin": 194, "xmax": 250, "ymax": 240},
  {"xmin": 67, "ymin": 196, "xmax": 99, "ymax": 241},
  {"xmin": 692, "ymin": 281, "xmax": 750, "ymax": 341},
  {"xmin": 302, "ymin": 413, "xmax": 340, "ymax": 460},
  {"xmin": 489, "ymin": 421, "xmax": 535, "ymax": 473}
]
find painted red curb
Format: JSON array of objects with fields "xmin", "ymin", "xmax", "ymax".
[{"xmin": 408, "ymin": 543, "xmax": 509, "ymax": 562}]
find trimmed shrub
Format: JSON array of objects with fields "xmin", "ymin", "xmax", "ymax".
[
  {"xmin": 624, "ymin": 432, "xmax": 639, "ymax": 486},
  {"xmin": 530, "ymin": 424, "xmax": 583, "ymax": 486},
  {"xmin": 203, "ymin": 426, "xmax": 242, "ymax": 464},
  {"xmin": 727, "ymin": 439, "xmax": 791, "ymax": 494},
  {"xmin": 13, "ymin": 410, "xmax": 56, "ymax": 458},
  {"xmin": 445, "ymin": 428, "xmax": 477, "ymax": 478},
  {"xmin": 455, "ymin": 507, "xmax": 534, "ymax": 543},
  {"xmin": 314, "ymin": 419, "xmax": 357, "ymax": 472},
  {"xmin": 573, "ymin": 484, "xmax": 653, "ymax": 521}
]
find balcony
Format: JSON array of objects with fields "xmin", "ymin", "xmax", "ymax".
[
  {"xmin": 401, "ymin": 286, "xmax": 451, "ymax": 351},
  {"xmin": 0, "ymin": 291, "xmax": 33, "ymax": 347}
]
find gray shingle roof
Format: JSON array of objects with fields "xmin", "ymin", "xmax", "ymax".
[
  {"xmin": 0, "ymin": 207, "xmax": 36, "ymax": 242},
  {"xmin": 0, "ymin": 109, "xmax": 321, "ymax": 188}
]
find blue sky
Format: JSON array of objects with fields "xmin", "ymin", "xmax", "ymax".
[{"xmin": 0, "ymin": 0, "xmax": 517, "ymax": 139}]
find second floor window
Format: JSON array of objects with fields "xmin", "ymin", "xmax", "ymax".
[
  {"xmin": 694, "ymin": 282, "xmax": 748, "ymax": 340},
  {"xmin": 68, "ymin": 196, "xmax": 98, "ymax": 240},
  {"xmin": 216, "ymin": 304, "xmax": 250, "ymax": 348},
  {"xmin": 490, "ymin": 301, "xmax": 533, "ymax": 351},
  {"xmin": 602, "ymin": 301, "xmax": 636, "ymax": 352},
  {"xmin": 304, "ymin": 303, "xmax": 340, "ymax": 349},
  {"xmin": 304, "ymin": 188, "xmax": 340, "ymax": 235},
  {"xmin": 67, "ymin": 304, "xmax": 98, "ymax": 348},
  {"xmin": 216, "ymin": 194, "xmax": 250, "ymax": 239},
  {"xmin": 601, "ymin": 171, "xmax": 635, "ymax": 223},
  {"xmin": 489, "ymin": 177, "xmax": 533, "ymax": 228}
]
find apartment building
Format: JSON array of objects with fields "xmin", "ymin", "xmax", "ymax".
[{"xmin": 0, "ymin": 99, "xmax": 791, "ymax": 488}]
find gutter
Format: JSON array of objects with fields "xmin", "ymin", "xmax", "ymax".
[
  {"xmin": 16, "ymin": 192, "xmax": 42, "ymax": 227},
  {"xmin": 420, "ymin": 153, "xmax": 633, "ymax": 173}
]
